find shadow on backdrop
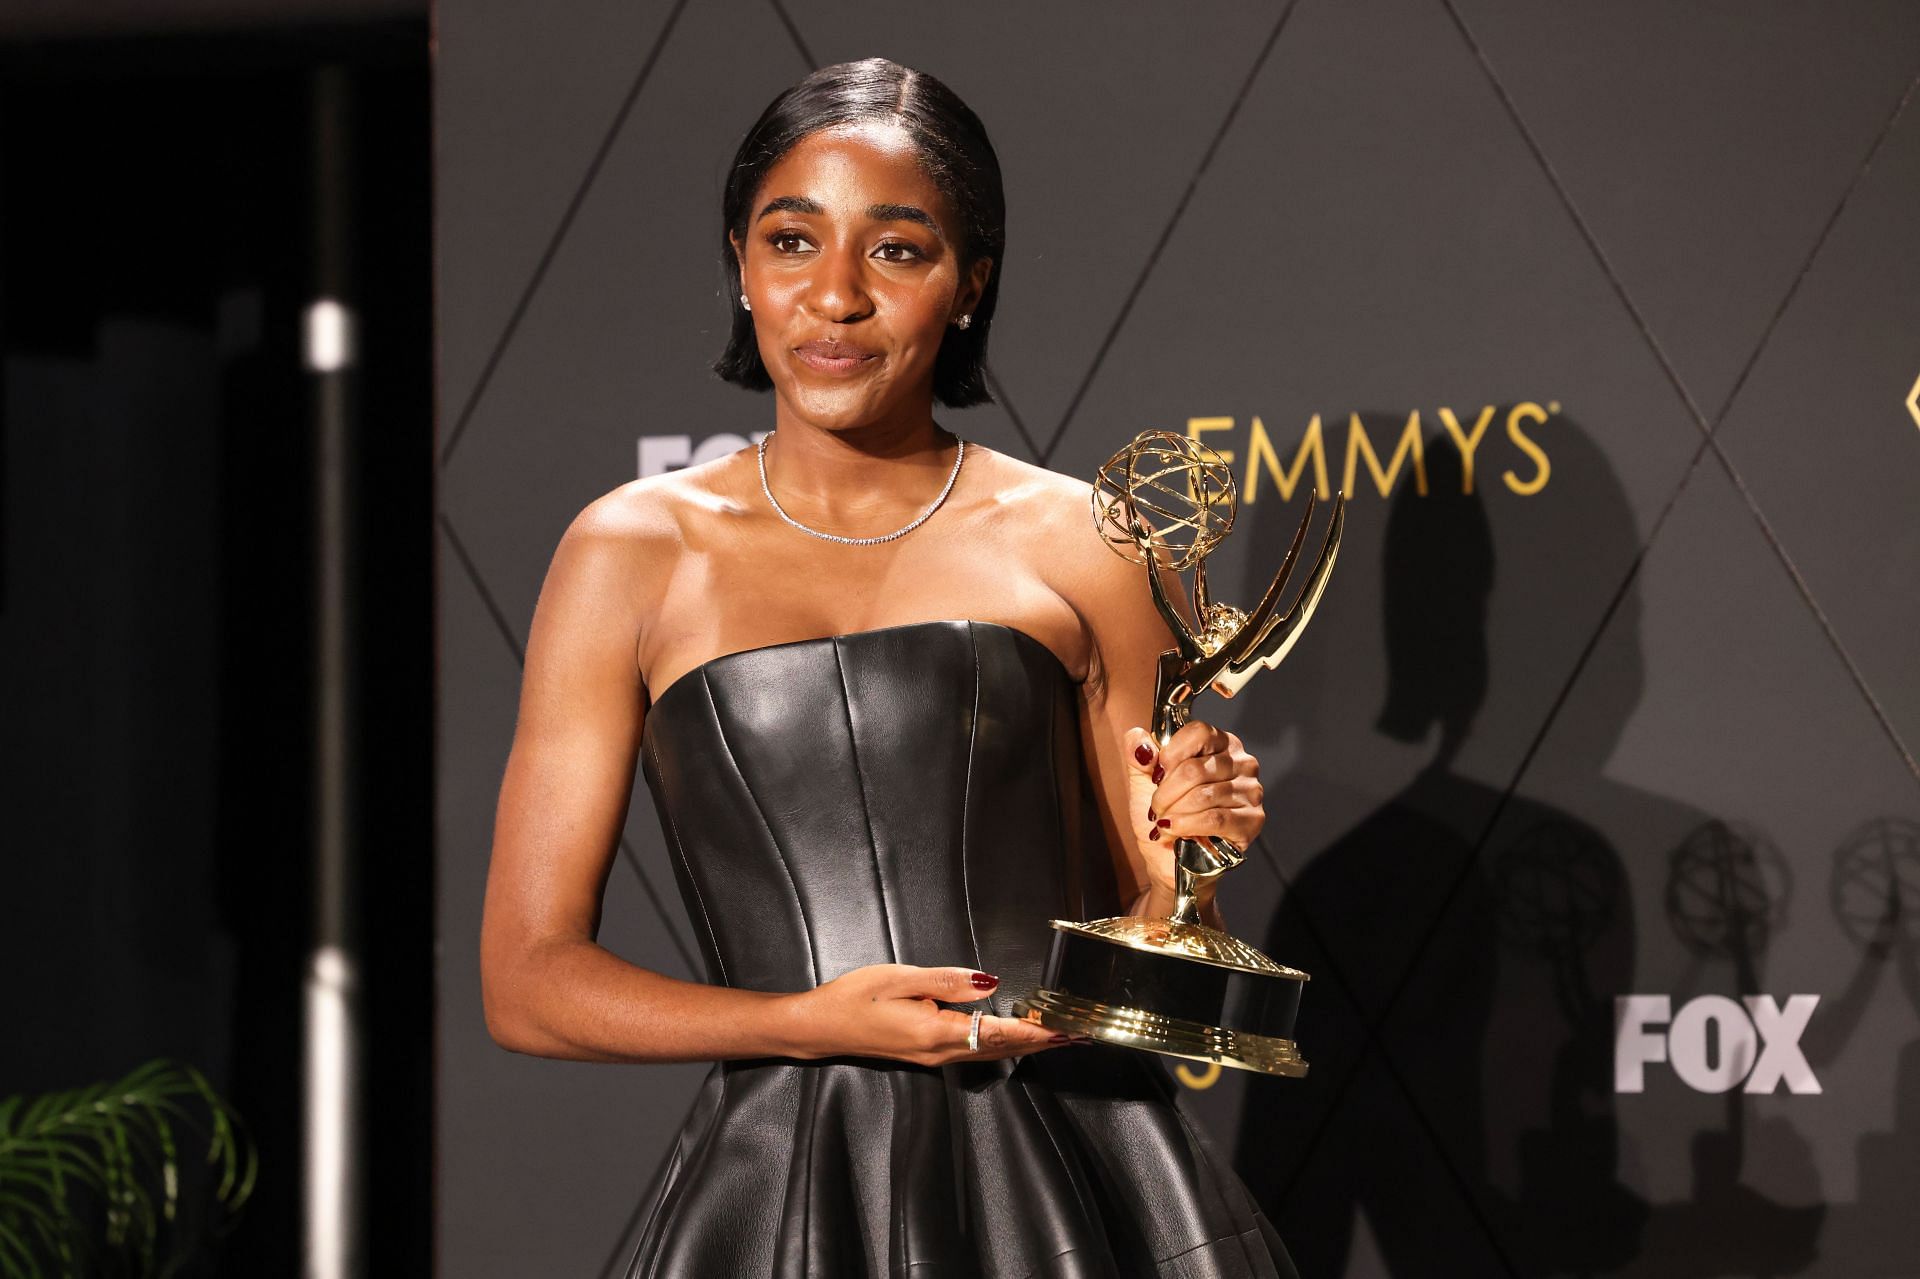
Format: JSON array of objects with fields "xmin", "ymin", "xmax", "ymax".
[
  {"xmin": 1820, "ymin": 816, "xmax": 1920, "ymax": 1273},
  {"xmin": 1219, "ymin": 412, "xmax": 1910, "ymax": 1276},
  {"xmin": 1226, "ymin": 415, "xmax": 1666, "ymax": 1276},
  {"xmin": 1719, "ymin": 815, "xmax": 1920, "ymax": 1277}
]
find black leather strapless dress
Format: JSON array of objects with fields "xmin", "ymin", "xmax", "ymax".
[{"xmin": 625, "ymin": 619, "xmax": 1295, "ymax": 1279}]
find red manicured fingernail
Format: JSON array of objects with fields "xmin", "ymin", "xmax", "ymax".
[
  {"xmin": 1148, "ymin": 829, "xmax": 1160, "ymax": 841},
  {"xmin": 1158, "ymin": 817, "xmax": 1171, "ymax": 828},
  {"xmin": 1134, "ymin": 742, "xmax": 1154, "ymax": 765},
  {"xmin": 971, "ymin": 972, "xmax": 998, "ymax": 989},
  {"xmin": 1152, "ymin": 764, "xmax": 1165, "ymax": 783},
  {"xmin": 1147, "ymin": 806, "xmax": 1156, "ymax": 822}
]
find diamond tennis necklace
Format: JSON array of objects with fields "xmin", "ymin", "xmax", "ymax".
[{"xmin": 757, "ymin": 429, "xmax": 967, "ymax": 546}]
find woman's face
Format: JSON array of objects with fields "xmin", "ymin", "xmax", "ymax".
[{"xmin": 732, "ymin": 121, "xmax": 992, "ymax": 434}]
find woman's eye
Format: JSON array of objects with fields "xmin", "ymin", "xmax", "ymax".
[
  {"xmin": 769, "ymin": 230, "xmax": 811, "ymax": 254},
  {"xmin": 875, "ymin": 241, "xmax": 925, "ymax": 263}
]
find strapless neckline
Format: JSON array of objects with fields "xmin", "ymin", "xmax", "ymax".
[{"xmin": 642, "ymin": 618, "xmax": 1073, "ymax": 725}]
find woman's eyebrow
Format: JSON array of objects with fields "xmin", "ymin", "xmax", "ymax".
[
  {"xmin": 865, "ymin": 203, "xmax": 942, "ymax": 238},
  {"xmin": 756, "ymin": 195, "xmax": 823, "ymax": 220},
  {"xmin": 754, "ymin": 195, "xmax": 944, "ymax": 239}
]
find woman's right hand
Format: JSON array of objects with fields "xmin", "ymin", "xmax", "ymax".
[{"xmin": 786, "ymin": 964, "xmax": 1076, "ymax": 1066}]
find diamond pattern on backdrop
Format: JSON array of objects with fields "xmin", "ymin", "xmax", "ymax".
[
  {"xmin": 437, "ymin": 0, "xmax": 691, "ymax": 444},
  {"xmin": 1450, "ymin": 0, "xmax": 1920, "ymax": 427},
  {"xmin": 1707, "ymin": 74, "xmax": 1920, "ymax": 767}
]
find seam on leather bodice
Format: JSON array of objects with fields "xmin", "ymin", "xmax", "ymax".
[
  {"xmin": 645, "ymin": 729, "xmax": 729, "ymax": 988},
  {"xmin": 957, "ymin": 623, "xmax": 986, "ymax": 977},
  {"xmin": 701, "ymin": 667, "xmax": 820, "ymax": 987},
  {"xmin": 832, "ymin": 636, "xmax": 902, "ymax": 966}
]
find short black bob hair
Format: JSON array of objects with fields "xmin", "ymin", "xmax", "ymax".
[{"xmin": 713, "ymin": 57, "xmax": 1006, "ymax": 408}]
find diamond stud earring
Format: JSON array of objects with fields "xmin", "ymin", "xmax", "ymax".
[
  {"xmin": 955, "ymin": 314, "xmax": 972, "ymax": 330},
  {"xmin": 740, "ymin": 293, "xmax": 752, "ymax": 311}
]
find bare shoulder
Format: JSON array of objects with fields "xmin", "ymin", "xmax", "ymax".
[
  {"xmin": 548, "ymin": 451, "xmax": 750, "ymax": 610},
  {"xmin": 971, "ymin": 447, "xmax": 1089, "ymax": 546},
  {"xmin": 965, "ymin": 446, "xmax": 1164, "ymax": 696},
  {"xmin": 561, "ymin": 471, "xmax": 694, "ymax": 550},
  {"xmin": 969, "ymin": 446, "xmax": 1134, "ymax": 592}
]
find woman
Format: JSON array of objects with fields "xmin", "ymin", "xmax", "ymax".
[{"xmin": 480, "ymin": 57, "xmax": 1298, "ymax": 1278}]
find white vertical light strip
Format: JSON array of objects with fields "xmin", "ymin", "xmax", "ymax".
[
  {"xmin": 304, "ymin": 944, "xmax": 359, "ymax": 1279},
  {"xmin": 307, "ymin": 354, "xmax": 361, "ymax": 1278},
  {"xmin": 306, "ymin": 346, "xmax": 358, "ymax": 1276},
  {"xmin": 306, "ymin": 62, "xmax": 363, "ymax": 1279},
  {"xmin": 304, "ymin": 299, "xmax": 358, "ymax": 373}
]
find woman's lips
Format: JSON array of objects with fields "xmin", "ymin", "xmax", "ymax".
[{"xmin": 793, "ymin": 341, "xmax": 879, "ymax": 376}]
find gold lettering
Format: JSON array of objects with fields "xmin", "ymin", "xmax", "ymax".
[
  {"xmin": 1246, "ymin": 414, "xmax": 1330, "ymax": 502},
  {"xmin": 1186, "ymin": 416, "xmax": 1236, "ymax": 465},
  {"xmin": 1437, "ymin": 405, "xmax": 1494, "ymax": 494},
  {"xmin": 1343, "ymin": 410, "xmax": 1427, "ymax": 498},
  {"xmin": 1502, "ymin": 402, "xmax": 1551, "ymax": 495}
]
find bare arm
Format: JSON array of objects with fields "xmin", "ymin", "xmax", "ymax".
[{"xmin": 479, "ymin": 498, "xmax": 809, "ymax": 1062}]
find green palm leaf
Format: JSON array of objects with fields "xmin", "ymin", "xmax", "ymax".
[{"xmin": 0, "ymin": 1059, "xmax": 256, "ymax": 1277}]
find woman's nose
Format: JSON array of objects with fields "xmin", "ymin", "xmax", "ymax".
[{"xmin": 805, "ymin": 244, "xmax": 871, "ymax": 322}]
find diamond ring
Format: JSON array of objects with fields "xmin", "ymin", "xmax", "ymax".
[{"xmin": 967, "ymin": 1008, "xmax": 983, "ymax": 1053}]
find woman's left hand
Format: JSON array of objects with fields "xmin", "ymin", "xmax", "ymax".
[{"xmin": 1121, "ymin": 720, "xmax": 1265, "ymax": 905}]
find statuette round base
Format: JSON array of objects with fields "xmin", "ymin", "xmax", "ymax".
[
  {"xmin": 1012, "ymin": 917, "xmax": 1311, "ymax": 1078},
  {"xmin": 1016, "ymin": 989, "xmax": 1307, "ymax": 1077}
]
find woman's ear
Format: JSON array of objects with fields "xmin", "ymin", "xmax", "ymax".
[{"xmin": 729, "ymin": 230, "xmax": 747, "ymax": 284}]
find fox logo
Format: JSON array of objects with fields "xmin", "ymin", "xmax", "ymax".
[{"xmin": 1614, "ymin": 994, "xmax": 1820, "ymax": 1095}]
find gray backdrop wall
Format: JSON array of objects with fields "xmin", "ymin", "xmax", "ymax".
[{"xmin": 433, "ymin": 3, "xmax": 1920, "ymax": 1275}]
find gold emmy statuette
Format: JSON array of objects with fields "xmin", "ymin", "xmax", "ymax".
[{"xmin": 1013, "ymin": 430, "xmax": 1345, "ymax": 1076}]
